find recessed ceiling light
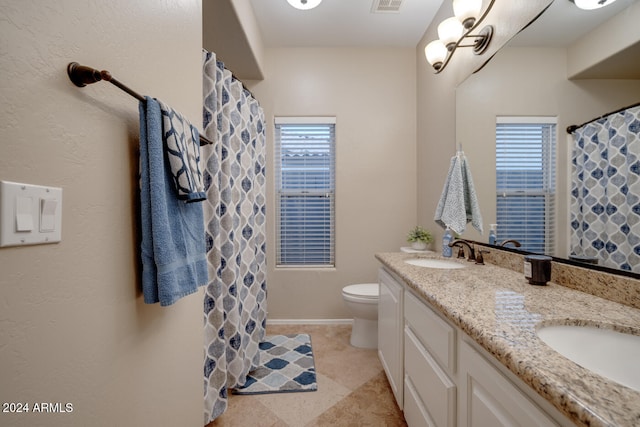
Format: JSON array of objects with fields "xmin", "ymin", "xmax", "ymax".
[{"xmin": 287, "ymin": 0, "xmax": 323, "ymax": 10}]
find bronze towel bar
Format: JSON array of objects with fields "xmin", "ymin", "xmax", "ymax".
[{"xmin": 66, "ymin": 62, "xmax": 213, "ymax": 146}]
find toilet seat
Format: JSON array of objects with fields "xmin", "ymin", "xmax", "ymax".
[{"xmin": 342, "ymin": 283, "xmax": 379, "ymax": 300}]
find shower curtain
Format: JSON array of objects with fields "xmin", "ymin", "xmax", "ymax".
[
  {"xmin": 202, "ymin": 50, "xmax": 267, "ymax": 423},
  {"xmin": 570, "ymin": 105, "xmax": 640, "ymax": 272}
]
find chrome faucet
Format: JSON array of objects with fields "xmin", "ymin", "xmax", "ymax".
[
  {"xmin": 499, "ymin": 239, "xmax": 522, "ymax": 248},
  {"xmin": 448, "ymin": 239, "xmax": 476, "ymax": 262}
]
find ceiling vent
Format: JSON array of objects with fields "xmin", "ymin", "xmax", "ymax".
[{"xmin": 371, "ymin": 0, "xmax": 403, "ymax": 13}]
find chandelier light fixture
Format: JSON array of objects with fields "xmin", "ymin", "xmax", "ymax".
[
  {"xmin": 424, "ymin": 0, "xmax": 496, "ymax": 73},
  {"xmin": 568, "ymin": 0, "xmax": 619, "ymax": 10},
  {"xmin": 286, "ymin": 0, "xmax": 323, "ymax": 10}
]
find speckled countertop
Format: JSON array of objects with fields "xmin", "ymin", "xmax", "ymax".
[{"xmin": 375, "ymin": 252, "xmax": 640, "ymax": 427}]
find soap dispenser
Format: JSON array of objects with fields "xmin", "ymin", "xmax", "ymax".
[
  {"xmin": 442, "ymin": 228, "xmax": 453, "ymax": 258},
  {"xmin": 489, "ymin": 224, "xmax": 497, "ymax": 245}
]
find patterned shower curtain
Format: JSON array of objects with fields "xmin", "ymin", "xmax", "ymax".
[
  {"xmin": 570, "ymin": 105, "xmax": 640, "ymax": 272},
  {"xmin": 202, "ymin": 50, "xmax": 267, "ymax": 423}
]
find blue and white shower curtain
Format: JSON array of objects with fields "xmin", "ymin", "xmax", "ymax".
[
  {"xmin": 202, "ymin": 50, "xmax": 267, "ymax": 423},
  {"xmin": 570, "ymin": 105, "xmax": 640, "ymax": 272}
]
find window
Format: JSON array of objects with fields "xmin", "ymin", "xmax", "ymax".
[
  {"xmin": 496, "ymin": 117, "xmax": 556, "ymax": 254},
  {"xmin": 275, "ymin": 117, "xmax": 336, "ymax": 267}
]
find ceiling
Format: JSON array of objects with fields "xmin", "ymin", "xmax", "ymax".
[
  {"xmin": 249, "ymin": 0, "xmax": 444, "ymax": 47},
  {"xmin": 249, "ymin": 0, "xmax": 636, "ymax": 48},
  {"xmin": 205, "ymin": 0, "xmax": 640, "ymax": 79}
]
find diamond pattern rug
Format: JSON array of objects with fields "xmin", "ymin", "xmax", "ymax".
[{"xmin": 232, "ymin": 334, "xmax": 317, "ymax": 395}]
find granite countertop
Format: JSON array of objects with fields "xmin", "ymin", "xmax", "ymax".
[{"xmin": 375, "ymin": 251, "xmax": 640, "ymax": 427}]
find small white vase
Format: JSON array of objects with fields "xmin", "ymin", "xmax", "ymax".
[{"xmin": 411, "ymin": 241, "xmax": 428, "ymax": 251}]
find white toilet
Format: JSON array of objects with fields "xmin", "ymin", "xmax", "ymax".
[{"xmin": 342, "ymin": 283, "xmax": 379, "ymax": 349}]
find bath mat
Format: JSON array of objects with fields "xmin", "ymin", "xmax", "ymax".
[{"xmin": 232, "ymin": 333, "xmax": 317, "ymax": 395}]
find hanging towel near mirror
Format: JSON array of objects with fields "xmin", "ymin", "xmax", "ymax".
[
  {"xmin": 139, "ymin": 96, "xmax": 208, "ymax": 306},
  {"xmin": 434, "ymin": 151, "xmax": 484, "ymax": 235}
]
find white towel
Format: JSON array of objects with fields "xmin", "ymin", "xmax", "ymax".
[{"xmin": 434, "ymin": 152, "xmax": 483, "ymax": 235}]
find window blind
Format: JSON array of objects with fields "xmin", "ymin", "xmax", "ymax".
[
  {"xmin": 496, "ymin": 118, "xmax": 556, "ymax": 254},
  {"xmin": 275, "ymin": 118, "xmax": 336, "ymax": 267}
]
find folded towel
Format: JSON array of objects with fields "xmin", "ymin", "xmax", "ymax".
[
  {"xmin": 434, "ymin": 152, "xmax": 483, "ymax": 235},
  {"xmin": 158, "ymin": 100, "xmax": 206, "ymax": 202},
  {"xmin": 139, "ymin": 97, "xmax": 208, "ymax": 306}
]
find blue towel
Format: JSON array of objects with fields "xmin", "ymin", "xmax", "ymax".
[
  {"xmin": 139, "ymin": 97, "xmax": 208, "ymax": 306},
  {"xmin": 158, "ymin": 100, "xmax": 206, "ymax": 202},
  {"xmin": 434, "ymin": 152, "xmax": 483, "ymax": 235}
]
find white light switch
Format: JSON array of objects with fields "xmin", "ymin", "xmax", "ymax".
[
  {"xmin": 0, "ymin": 180, "xmax": 63, "ymax": 247},
  {"xmin": 16, "ymin": 196, "xmax": 34, "ymax": 231},
  {"xmin": 40, "ymin": 198, "xmax": 58, "ymax": 232}
]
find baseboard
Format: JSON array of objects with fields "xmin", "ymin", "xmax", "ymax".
[{"xmin": 267, "ymin": 318, "xmax": 353, "ymax": 325}]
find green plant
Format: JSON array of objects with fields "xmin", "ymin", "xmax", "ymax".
[{"xmin": 407, "ymin": 226, "xmax": 433, "ymax": 243}]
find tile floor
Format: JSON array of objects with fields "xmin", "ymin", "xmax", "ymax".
[{"xmin": 207, "ymin": 324, "xmax": 407, "ymax": 427}]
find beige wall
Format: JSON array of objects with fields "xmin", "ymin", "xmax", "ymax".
[
  {"xmin": 568, "ymin": 0, "xmax": 640, "ymax": 79},
  {"xmin": 0, "ymin": 1, "xmax": 204, "ymax": 426},
  {"xmin": 249, "ymin": 47, "xmax": 417, "ymax": 320},
  {"xmin": 416, "ymin": 4, "xmax": 459, "ymax": 251}
]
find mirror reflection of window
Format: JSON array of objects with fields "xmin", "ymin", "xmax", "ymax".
[{"xmin": 495, "ymin": 117, "xmax": 557, "ymax": 254}]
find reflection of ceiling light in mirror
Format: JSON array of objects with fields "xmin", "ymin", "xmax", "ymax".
[
  {"xmin": 287, "ymin": 0, "xmax": 322, "ymax": 10},
  {"xmin": 569, "ymin": 0, "xmax": 619, "ymax": 10}
]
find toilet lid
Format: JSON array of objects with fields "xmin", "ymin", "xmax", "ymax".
[{"xmin": 342, "ymin": 283, "xmax": 379, "ymax": 299}]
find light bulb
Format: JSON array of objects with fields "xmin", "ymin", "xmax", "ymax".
[
  {"xmin": 570, "ymin": 0, "xmax": 618, "ymax": 10},
  {"xmin": 453, "ymin": 0, "xmax": 482, "ymax": 29},
  {"xmin": 438, "ymin": 17, "xmax": 464, "ymax": 51},
  {"xmin": 286, "ymin": 0, "xmax": 323, "ymax": 10},
  {"xmin": 425, "ymin": 40, "xmax": 448, "ymax": 71}
]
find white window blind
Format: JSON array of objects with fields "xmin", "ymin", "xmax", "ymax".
[
  {"xmin": 496, "ymin": 117, "xmax": 556, "ymax": 254},
  {"xmin": 275, "ymin": 117, "xmax": 336, "ymax": 267}
]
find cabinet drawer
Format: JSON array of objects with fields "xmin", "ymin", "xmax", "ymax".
[
  {"xmin": 404, "ymin": 376, "xmax": 437, "ymax": 427},
  {"xmin": 405, "ymin": 290, "xmax": 456, "ymax": 373},
  {"xmin": 405, "ymin": 326, "xmax": 456, "ymax": 427}
]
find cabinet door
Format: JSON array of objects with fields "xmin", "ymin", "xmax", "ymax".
[
  {"xmin": 378, "ymin": 268, "xmax": 403, "ymax": 408},
  {"xmin": 460, "ymin": 340, "xmax": 558, "ymax": 427}
]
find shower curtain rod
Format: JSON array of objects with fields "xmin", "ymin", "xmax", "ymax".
[
  {"xmin": 66, "ymin": 62, "xmax": 213, "ymax": 146},
  {"xmin": 566, "ymin": 100, "xmax": 640, "ymax": 134}
]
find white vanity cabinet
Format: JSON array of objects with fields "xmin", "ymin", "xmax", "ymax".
[
  {"xmin": 378, "ymin": 267, "xmax": 404, "ymax": 408},
  {"xmin": 379, "ymin": 266, "xmax": 571, "ymax": 427},
  {"xmin": 403, "ymin": 289, "xmax": 457, "ymax": 427},
  {"xmin": 458, "ymin": 338, "xmax": 559, "ymax": 427}
]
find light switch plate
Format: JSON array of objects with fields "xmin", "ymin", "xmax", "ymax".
[{"xmin": 0, "ymin": 180, "xmax": 63, "ymax": 247}]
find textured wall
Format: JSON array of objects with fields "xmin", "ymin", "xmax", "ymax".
[
  {"xmin": 250, "ymin": 47, "xmax": 417, "ymax": 320},
  {"xmin": 0, "ymin": 1, "xmax": 204, "ymax": 426}
]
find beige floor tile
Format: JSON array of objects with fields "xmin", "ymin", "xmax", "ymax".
[
  {"xmin": 207, "ymin": 324, "xmax": 406, "ymax": 427},
  {"xmin": 207, "ymin": 395, "xmax": 283, "ymax": 427},
  {"xmin": 255, "ymin": 372, "xmax": 351, "ymax": 427},
  {"xmin": 265, "ymin": 323, "xmax": 385, "ymax": 394},
  {"xmin": 305, "ymin": 371, "xmax": 407, "ymax": 427}
]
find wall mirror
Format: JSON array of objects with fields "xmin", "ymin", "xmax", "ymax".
[{"xmin": 455, "ymin": 0, "xmax": 640, "ymax": 276}]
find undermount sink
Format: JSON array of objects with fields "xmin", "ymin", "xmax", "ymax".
[
  {"xmin": 537, "ymin": 324, "xmax": 640, "ymax": 392},
  {"xmin": 404, "ymin": 258, "xmax": 465, "ymax": 269}
]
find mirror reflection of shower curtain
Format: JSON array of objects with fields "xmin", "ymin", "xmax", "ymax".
[
  {"xmin": 570, "ymin": 105, "xmax": 640, "ymax": 272},
  {"xmin": 202, "ymin": 50, "xmax": 267, "ymax": 423}
]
